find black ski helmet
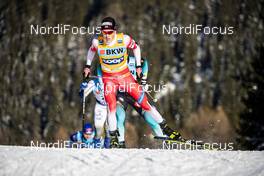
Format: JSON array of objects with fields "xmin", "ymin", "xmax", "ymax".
[{"xmin": 101, "ymin": 17, "xmax": 116, "ymax": 30}]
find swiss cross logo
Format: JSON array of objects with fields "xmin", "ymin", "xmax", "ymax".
[{"xmin": 100, "ymin": 50, "xmax": 105, "ymax": 54}]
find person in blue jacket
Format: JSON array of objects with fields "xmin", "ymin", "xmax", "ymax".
[
  {"xmin": 69, "ymin": 123, "xmax": 96, "ymax": 148},
  {"xmin": 79, "ymin": 76, "xmax": 110, "ymax": 149}
]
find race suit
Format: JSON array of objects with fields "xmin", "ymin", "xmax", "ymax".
[{"xmin": 86, "ymin": 33, "xmax": 164, "ymax": 133}]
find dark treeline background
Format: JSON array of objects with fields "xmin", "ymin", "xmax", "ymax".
[{"xmin": 0, "ymin": 0, "xmax": 263, "ymax": 149}]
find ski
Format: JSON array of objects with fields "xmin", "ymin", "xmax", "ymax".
[{"xmin": 154, "ymin": 136, "xmax": 219, "ymax": 150}]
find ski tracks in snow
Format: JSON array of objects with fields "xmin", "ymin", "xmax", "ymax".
[{"xmin": 0, "ymin": 146, "xmax": 264, "ymax": 176}]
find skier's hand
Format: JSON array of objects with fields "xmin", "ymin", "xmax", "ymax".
[
  {"xmin": 136, "ymin": 67, "xmax": 142, "ymax": 80},
  {"xmin": 140, "ymin": 75, "xmax": 148, "ymax": 92},
  {"xmin": 83, "ymin": 65, "xmax": 91, "ymax": 80},
  {"xmin": 79, "ymin": 82, "xmax": 88, "ymax": 98},
  {"xmin": 141, "ymin": 77, "xmax": 147, "ymax": 85}
]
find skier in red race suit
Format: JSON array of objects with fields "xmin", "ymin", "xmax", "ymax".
[{"xmin": 83, "ymin": 17, "xmax": 182, "ymax": 148}]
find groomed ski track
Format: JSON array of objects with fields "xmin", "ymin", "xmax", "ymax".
[{"xmin": 0, "ymin": 145, "xmax": 263, "ymax": 176}]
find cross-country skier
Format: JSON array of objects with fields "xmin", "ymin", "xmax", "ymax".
[
  {"xmin": 69, "ymin": 123, "xmax": 96, "ymax": 148},
  {"xmin": 96, "ymin": 57, "xmax": 165, "ymax": 148},
  {"xmin": 116, "ymin": 56, "xmax": 165, "ymax": 148},
  {"xmin": 83, "ymin": 17, "xmax": 183, "ymax": 148},
  {"xmin": 79, "ymin": 77, "xmax": 110, "ymax": 148}
]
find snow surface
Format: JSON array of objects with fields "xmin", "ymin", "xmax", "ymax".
[{"xmin": 0, "ymin": 145, "xmax": 264, "ymax": 176}]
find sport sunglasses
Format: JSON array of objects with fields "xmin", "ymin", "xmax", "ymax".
[{"xmin": 102, "ymin": 30, "xmax": 114, "ymax": 35}]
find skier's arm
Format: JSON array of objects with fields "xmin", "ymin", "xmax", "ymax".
[
  {"xmin": 86, "ymin": 39, "xmax": 98, "ymax": 66},
  {"xmin": 140, "ymin": 59, "xmax": 148, "ymax": 86},
  {"xmin": 133, "ymin": 47, "xmax": 141, "ymax": 67},
  {"xmin": 124, "ymin": 35, "xmax": 141, "ymax": 67},
  {"xmin": 83, "ymin": 38, "xmax": 98, "ymax": 78},
  {"xmin": 82, "ymin": 80, "xmax": 95, "ymax": 99},
  {"xmin": 79, "ymin": 80, "xmax": 95, "ymax": 100},
  {"xmin": 96, "ymin": 65, "xmax": 103, "ymax": 77},
  {"xmin": 76, "ymin": 131, "xmax": 83, "ymax": 143},
  {"xmin": 141, "ymin": 59, "xmax": 148, "ymax": 79}
]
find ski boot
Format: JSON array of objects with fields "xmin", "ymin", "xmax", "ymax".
[
  {"xmin": 104, "ymin": 137, "xmax": 111, "ymax": 149},
  {"xmin": 93, "ymin": 138, "xmax": 102, "ymax": 148},
  {"xmin": 159, "ymin": 120, "xmax": 185, "ymax": 142},
  {"xmin": 118, "ymin": 141, "xmax": 126, "ymax": 148},
  {"xmin": 109, "ymin": 130, "xmax": 120, "ymax": 148}
]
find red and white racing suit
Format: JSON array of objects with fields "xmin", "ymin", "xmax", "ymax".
[{"xmin": 86, "ymin": 33, "xmax": 163, "ymax": 132}]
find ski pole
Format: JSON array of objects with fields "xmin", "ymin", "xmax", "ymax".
[
  {"xmin": 142, "ymin": 85, "xmax": 158, "ymax": 103},
  {"xmin": 88, "ymin": 75, "xmax": 129, "ymax": 79},
  {"xmin": 145, "ymin": 91, "xmax": 158, "ymax": 103},
  {"xmin": 81, "ymin": 77, "xmax": 89, "ymax": 129},
  {"xmin": 87, "ymin": 75, "xmax": 101, "ymax": 79},
  {"xmin": 82, "ymin": 95, "xmax": 86, "ymax": 130}
]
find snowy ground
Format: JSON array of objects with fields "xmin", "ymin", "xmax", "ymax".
[{"xmin": 0, "ymin": 145, "xmax": 264, "ymax": 176}]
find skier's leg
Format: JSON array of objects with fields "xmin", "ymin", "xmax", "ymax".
[
  {"xmin": 116, "ymin": 104, "xmax": 126, "ymax": 142},
  {"xmin": 125, "ymin": 95, "xmax": 164, "ymax": 137},
  {"xmin": 147, "ymin": 106, "xmax": 183, "ymax": 141},
  {"xmin": 122, "ymin": 76, "xmax": 163, "ymax": 123},
  {"xmin": 94, "ymin": 102, "xmax": 107, "ymax": 139},
  {"xmin": 94, "ymin": 102, "xmax": 108, "ymax": 148},
  {"xmin": 122, "ymin": 75, "xmax": 183, "ymax": 140},
  {"xmin": 103, "ymin": 121, "xmax": 111, "ymax": 148},
  {"xmin": 104, "ymin": 122, "xmax": 110, "ymax": 138},
  {"xmin": 143, "ymin": 110, "xmax": 164, "ymax": 137},
  {"xmin": 103, "ymin": 79, "xmax": 119, "ymax": 147},
  {"xmin": 104, "ymin": 81, "xmax": 118, "ymax": 131},
  {"xmin": 115, "ymin": 93, "xmax": 128, "ymax": 148}
]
